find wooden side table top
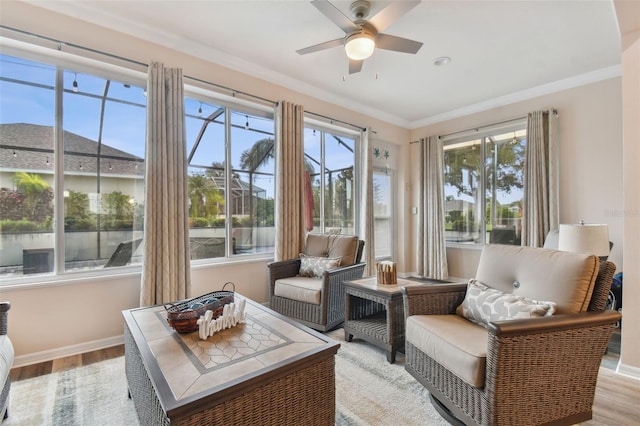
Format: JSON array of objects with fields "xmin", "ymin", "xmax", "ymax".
[{"xmin": 345, "ymin": 276, "xmax": 467, "ymax": 296}]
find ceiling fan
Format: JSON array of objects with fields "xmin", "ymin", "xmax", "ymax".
[{"xmin": 297, "ymin": 0, "xmax": 423, "ymax": 74}]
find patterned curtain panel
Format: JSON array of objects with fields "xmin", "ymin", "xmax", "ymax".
[
  {"xmin": 140, "ymin": 62, "xmax": 191, "ymax": 306},
  {"xmin": 417, "ymin": 136, "xmax": 449, "ymax": 279},
  {"xmin": 522, "ymin": 109, "xmax": 559, "ymax": 247},
  {"xmin": 274, "ymin": 101, "xmax": 305, "ymax": 261},
  {"xmin": 358, "ymin": 128, "xmax": 375, "ymax": 276}
]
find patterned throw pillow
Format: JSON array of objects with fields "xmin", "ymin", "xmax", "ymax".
[
  {"xmin": 456, "ymin": 279, "xmax": 556, "ymax": 327},
  {"xmin": 299, "ymin": 254, "xmax": 341, "ymax": 278}
]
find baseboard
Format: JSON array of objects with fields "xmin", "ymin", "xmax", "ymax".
[
  {"xmin": 616, "ymin": 362, "xmax": 640, "ymax": 380},
  {"xmin": 13, "ymin": 335, "xmax": 124, "ymax": 368}
]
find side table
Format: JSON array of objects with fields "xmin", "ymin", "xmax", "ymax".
[{"xmin": 343, "ymin": 276, "xmax": 465, "ymax": 363}]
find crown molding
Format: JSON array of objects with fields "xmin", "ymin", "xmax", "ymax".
[{"xmin": 407, "ymin": 65, "xmax": 622, "ymax": 129}]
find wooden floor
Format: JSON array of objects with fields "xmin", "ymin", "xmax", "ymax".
[
  {"xmin": 9, "ymin": 335, "xmax": 640, "ymax": 425},
  {"xmin": 9, "ymin": 344, "xmax": 124, "ymax": 382}
]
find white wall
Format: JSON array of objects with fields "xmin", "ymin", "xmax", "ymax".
[{"xmin": 615, "ymin": 0, "xmax": 640, "ymax": 378}]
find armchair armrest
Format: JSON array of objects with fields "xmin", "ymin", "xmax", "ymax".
[
  {"xmin": 483, "ymin": 309, "xmax": 622, "ymax": 418},
  {"xmin": 267, "ymin": 258, "xmax": 301, "ymax": 291},
  {"xmin": 0, "ymin": 301, "xmax": 10, "ymax": 335},
  {"xmin": 402, "ymin": 283, "xmax": 468, "ymax": 317},
  {"xmin": 322, "ymin": 262, "xmax": 366, "ymax": 327},
  {"xmin": 487, "ymin": 310, "xmax": 622, "ymax": 337}
]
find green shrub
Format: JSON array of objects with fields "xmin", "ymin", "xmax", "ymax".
[
  {"xmin": 189, "ymin": 217, "xmax": 209, "ymax": 228},
  {"xmin": 65, "ymin": 217, "xmax": 96, "ymax": 230},
  {"xmin": 0, "ymin": 219, "xmax": 39, "ymax": 233},
  {"xmin": 208, "ymin": 217, "xmax": 226, "ymax": 228}
]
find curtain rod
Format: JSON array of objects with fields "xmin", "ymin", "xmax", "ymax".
[
  {"xmin": 305, "ymin": 110, "xmax": 366, "ymax": 132},
  {"xmin": 409, "ymin": 110, "xmax": 558, "ymax": 144},
  {"xmin": 0, "ymin": 25, "xmax": 277, "ymax": 106}
]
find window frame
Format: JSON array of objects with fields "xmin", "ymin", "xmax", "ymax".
[
  {"xmin": 184, "ymin": 85, "xmax": 277, "ymax": 263},
  {"xmin": 303, "ymin": 119, "xmax": 360, "ymax": 236},
  {"xmin": 372, "ymin": 166, "xmax": 395, "ymax": 261},
  {"xmin": 0, "ymin": 43, "xmax": 277, "ymax": 287},
  {"xmin": 442, "ymin": 120, "xmax": 527, "ymax": 247}
]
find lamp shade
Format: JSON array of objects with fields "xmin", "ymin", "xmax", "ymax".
[
  {"xmin": 558, "ymin": 223, "xmax": 609, "ymax": 257},
  {"xmin": 345, "ymin": 32, "xmax": 375, "ymax": 60}
]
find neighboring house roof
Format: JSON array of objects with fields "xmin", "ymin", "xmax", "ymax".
[
  {"xmin": 445, "ymin": 199, "xmax": 475, "ymax": 212},
  {"xmin": 0, "ymin": 123, "xmax": 143, "ymax": 177},
  {"xmin": 1, "ymin": 123, "xmax": 267, "ymax": 198}
]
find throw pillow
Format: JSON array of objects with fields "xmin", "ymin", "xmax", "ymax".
[
  {"xmin": 299, "ymin": 254, "xmax": 341, "ymax": 278},
  {"xmin": 456, "ymin": 279, "xmax": 556, "ymax": 327}
]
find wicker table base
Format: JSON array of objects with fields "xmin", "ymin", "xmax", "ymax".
[
  {"xmin": 344, "ymin": 277, "xmax": 464, "ymax": 363},
  {"xmin": 123, "ymin": 296, "xmax": 339, "ymax": 426}
]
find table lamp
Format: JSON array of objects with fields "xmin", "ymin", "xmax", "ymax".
[{"xmin": 558, "ymin": 222, "xmax": 610, "ymax": 260}]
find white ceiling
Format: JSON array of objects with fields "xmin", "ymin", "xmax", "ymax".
[{"xmin": 29, "ymin": 0, "xmax": 621, "ymax": 128}]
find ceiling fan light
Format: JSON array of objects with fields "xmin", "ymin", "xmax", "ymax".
[{"xmin": 345, "ymin": 32, "xmax": 375, "ymax": 60}]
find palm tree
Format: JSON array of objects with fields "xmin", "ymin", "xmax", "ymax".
[
  {"xmin": 239, "ymin": 138, "xmax": 274, "ymax": 171},
  {"xmin": 14, "ymin": 172, "xmax": 50, "ymax": 220},
  {"xmin": 188, "ymin": 174, "xmax": 223, "ymax": 218}
]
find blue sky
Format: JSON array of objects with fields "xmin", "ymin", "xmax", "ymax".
[{"xmin": 1, "ymin": 53, "xmax": 357, "ymax": 201}]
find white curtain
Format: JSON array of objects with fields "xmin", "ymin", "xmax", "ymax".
[
  {"xmin": 522, "ymin": 109, "xmax": 559, "ymax": 247},
  {"xmin": 417, "ymin": 136, "xmax": 449, "ymax": 279},
  {"xmin": 140, "ymin": 62, "xmax": 191, "ymax": 306},
  {"xmin": 274, "ymin": 101, "xmax": 305, "ymax": 261},
  {"xmin": 358, "ymin": 128, "xmax": 375, "ymax": 276}
]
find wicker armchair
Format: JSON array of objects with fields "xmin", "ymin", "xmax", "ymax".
[
  {"xmin": 268, "ymin": 233, "xmax": 365, "ymax": 332},
  {"xmin": 402, "ymin": 244, "xmax": 621, "ymax": 426},
  {"xmin": 1, "ymin": 302, "xmax": 13, "ymax": 421}
]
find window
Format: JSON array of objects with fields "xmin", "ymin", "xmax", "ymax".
[
  {"xmin": 0, "ymin": 53, "xmax": 146, "ymax": 278},
  {"xmin": 184, "ymin": 97, "xmax": 275, "ymax": 259},
  {"xmin": 443, "ymin": 126, "xmax": 526, "ymax": 245},
  {"xmin": 373, "ymin": 168, "xmax": 393, "ymax": 259},
  {"xmin": 303, "ymin": 126, "xmax": 356, "ymax": 235}
]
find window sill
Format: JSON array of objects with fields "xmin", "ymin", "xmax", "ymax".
[{"xmin": 1, "ymin": 254, "xmax": 274, "ymax": 290}]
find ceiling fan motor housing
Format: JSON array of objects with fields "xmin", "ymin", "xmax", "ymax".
[{"xmin": 350, "ymin": 0, "xmax": 371, "ymax": 21}]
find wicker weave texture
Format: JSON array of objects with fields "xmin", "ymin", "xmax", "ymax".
[
  {"xmin": 125, "ymin": 323, "xmax": 336, "ymax": 425},
  {"xmin": 485, "ymin": 323, "xmax": 616, "ymax": 425},
  {"xmin": 588, "ymin": 261, "xmax": 616, "ymax": 311},
  {"xmin": 269, "ymin": 259, "xmax": 365, "ymax": 331},
  {"xmin": 344, "ymin": 288, "xmax": 406, "ymax": 346},
  {"xmin": 404, "ymin": 267, "xmax": 621, "ymax": 426},
  {"xmin": 1, "ymin": 302, "xmax": 11, "ymax": 420},
  {"xmin": 125, "ymin": 324, "xmax": 170, "ymax": 426}
]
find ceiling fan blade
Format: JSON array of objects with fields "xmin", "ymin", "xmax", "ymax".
[
  {"xmin": 297, "ymin": 38, "xmax": 344, "ymax": 55},
  {"xmin": 368, "ymin": 0, "xmax": 421, "ymax": 32},
  {"xmin": 376, "ymin": 33, "xmax": 423, "ymax": 54},
  {"xmin": 311, "ymin": 0, "xmax": 359, "ymax": 34},
  {"xmin": 349, "ymin": 58, "xmax": 363, "ymax": 74}
]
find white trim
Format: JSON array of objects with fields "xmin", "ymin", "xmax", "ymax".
[
  {"xmin": 0, "ymin": 37, "xmax": 147, "ymax": 87},
  {"xmin": 409, "ymin": 65, "xmax": 621, "ymax": 129},
  {"xmin": 616, "ymin": 362, "xmax": 640, "ymax": 381},
  {"xmin": 12, "ymin": 335, "xmax": 124, "ymax": 368}
]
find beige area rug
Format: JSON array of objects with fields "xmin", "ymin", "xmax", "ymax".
[{"xmin": 6, "ymin": 328, "xmax": 448, "ymax": 426}]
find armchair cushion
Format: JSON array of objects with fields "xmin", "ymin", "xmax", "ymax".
[
  {"xmin": 456, "ymin": 279, "xmax": 556, "ymax": 327},
  {"xmin": 406, "ymin": 314, "xmax": 488, "ymax": 387},
  {"xmin": 475, "ymin": 244, "xmax": 599, "ymax": 314},
  {"xmin": 299, "ymin": 254, "xmax": 341, "ymax": 278},
  {"xmin": 304, "ymin": 233, "xmax": 359, "ymax": 266},
  {"xmin": 274, "ymin": 276, "xmax": 323, "ymax": 305}
]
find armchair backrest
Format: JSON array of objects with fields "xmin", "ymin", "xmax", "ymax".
[
  {"xmin": 475, "ymin": 244, "xmax": 600, "ymax": 314},
  {"xmin": 304, "ymin": 233, "xmax": 363, "ymax": 266}
]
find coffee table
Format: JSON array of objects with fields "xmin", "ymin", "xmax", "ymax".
[
  {"xmin": 123, "ymin": 295, "xmax": 339, "ymax": 426},
  {"xmin": 343, "ymin": 276, "xmax": 465, "ymax": 363}
]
